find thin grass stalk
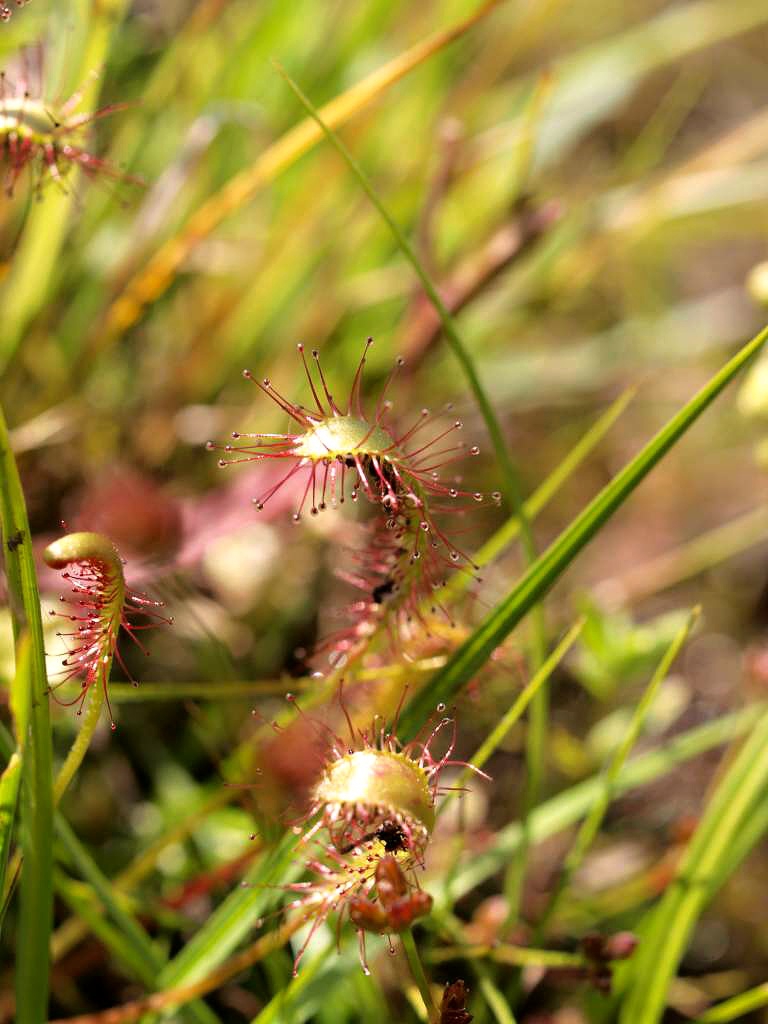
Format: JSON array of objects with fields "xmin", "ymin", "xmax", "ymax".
[
  {"xmin": 617, "ymin": 704, "xmax": 768, "ymax": 1023},
  {"xmin": 99, "ymin": 0, "xmax": 504, "ymax": 343},
  {"xmin": 443, "ymin": 703, "xmax": 765, "ymax": 907},
  {"xmin": 0, "ymin": 402, "xmax": 53, "ymax": 1023},
  {"xmin": 0, "ymin": 0, "xmax": 131, "ymax": 373},
  {"xmin": 535, "ymin": 606, "xmax": 699, "ymax": 936},
  {"xmin": 693, "ymin": 983, "xmax": 768, "ymax": 1022},
  {"xmin": 397, "ymin": 323, "xmax": 768, "ymax": 740}
]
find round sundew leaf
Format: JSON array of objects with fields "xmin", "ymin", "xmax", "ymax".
[
  {"xmin": 313, "ymin": 749, "xmax": 435, "ymax": 835},
  {"xmin": 293, "ymin": 416, "xmax": 394, "ymax": 460}
]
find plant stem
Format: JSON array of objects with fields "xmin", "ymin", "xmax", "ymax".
[
  {"xmin": 278, "ymin": 58, "xmax": 552, "ymax": 927},
  {"xmin": 0, "ymin": 402, "xmax": 54, "ymax": 1023},
  {"xmin": 53, "ymin": 685, "xmax": 106, "ymax": 804},
  {"xmin": 402, "ymin": 928, "xmax": 439, "ymax": 1023}
]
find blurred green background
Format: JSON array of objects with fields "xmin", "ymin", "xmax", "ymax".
[{"xmin": 4, "ymin": 0, "xmax": 768, "ymax": 1020}]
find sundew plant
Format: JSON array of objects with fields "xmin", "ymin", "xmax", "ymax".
[{"xmin": 4, "ymin": 2, "xmax": 768, "ymax": 1023}]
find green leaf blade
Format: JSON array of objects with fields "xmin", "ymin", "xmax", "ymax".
[{"xmin": 398, "ymin": 325, "xmax": 768, "ymax": 738}]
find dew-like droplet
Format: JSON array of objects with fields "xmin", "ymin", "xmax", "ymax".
[
  {"xmin": 470, "ymin": 445, "xmax": 480, "ymax": 455},
  {"xmin": 436, "ymin": 702, "xmax": 446, "ymax": 712}
]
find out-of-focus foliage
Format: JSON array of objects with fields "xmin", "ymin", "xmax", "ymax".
[{"xmin": 3, "ymin": 0, "xmax": 768, "ymax": 1021}]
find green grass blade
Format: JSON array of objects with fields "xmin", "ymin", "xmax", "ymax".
[
  {"xmin": 462, "ymin": 618, "xmax": 585, "ymax": 781},
  {"xmin": 617, "ymin": 704, "xmax": 768, "ymax": 1023},
  {"xmin": 251, "ymin": 944, "xmax": 335, "ymax": 1024},
  {"xmin": 693, "ymin": 982, "xmax": 768, "ymax": 1022},
  {"xmin": 441, "ymin": 703, "xmax": 763, "ymax": 908},
  {"xmin": 0, "ymin": 633, "xmax": 29, "ymax": 930},
  {"xmin": 0, "ymin": 753, "xmax": 21, "ymax": 930},
  {"xmin": 440, "ymin": 387, "xmax": 636, "ymax": 605},
  {"xmin": 537, "ymin": 606, "xmax": 699, "ymax": 934},
  {"xmin": 0, "ymin": 402, "xmax": 54, "ymax": 1023},
  {"xmin": 397, "ymin": 324, "xmax": 768, "ymax": 739},
  {"xmin": 157, "ymin": 831, "xmax": 301, "ymax": 991},
  {"xmin": 0, "ymin": 0, "xmax": 130, "ymax": 373},
  {"xmin": 0, "ymin": 721, "xmax": 218, "ymax": 1023},
  {"xmin": 55, "ymin": 872, "xmax": 163, "ymax": 988},
  {"xmin": 54, "ymin": 815, "xmax": 166, "ymax": 977}
]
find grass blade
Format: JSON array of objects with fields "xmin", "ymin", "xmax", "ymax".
[
  {"xmin": 0, "ymin": 402, "xmax": 54, "ymax": 1023},
  {"xmin": 100, "ymin": 0, "xmax": 504, "ymax": 342},
  {"xmin": 441, "ymin": 703, "xmax": 763, "ymax": 907},
  {"xmin": 461, "ymin": 618, "xmax": 585, "ymax": 783},
  {"xmin": 537, "ymin": 606, "xmax": 699, "ymax": 933},
  {"xmin": 0, "ymin": 721, "xmax": 218, "ymax": 1023},
  {"xmin": 157, "ymin": 831, "xmax": 301, "ymax": 990},
  {"xmin": 397, "ymin": 324, "xmax": 768, "ymax": 739},
  {"xmin": 617, "ymin": 704, "xmax": 768, "ymax": 1022},
  {"xmin": 0, "ymin": 0, "xmax": 131, "ymax": 373},
  {"xmin": 0, "ymin": 633, "xmax": 29, "ymax": 930},
  {"xmin": 694, "ymin": 982, "xmax": 768, "ymax": 1022}
]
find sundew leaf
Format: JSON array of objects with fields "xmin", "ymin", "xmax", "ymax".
[
  {"xmin": 397, "ymin": 324, "xmax": 768, "ymax": 740},
  {"xmin": 616, "ymin": 703, "xmax": 768, "ymax": 1023},
  {"xmin": 0, "ymin": 402, "xmax": 53, "ymax": 1024},
  {"xmin": 0, "ymin": 0, "xmax": 132, "ymax": 373},
  {"xmin": 275, "ymin": 60, "xmax": 526, "ymax": 512}
]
